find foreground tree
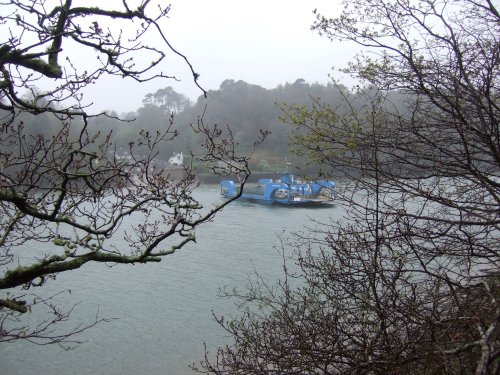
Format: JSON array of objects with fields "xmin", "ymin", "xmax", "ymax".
[
  {"xmin": 0, "ymin": 0, "xmax": 262, "ymax": 346},
  {"xmin": 195, "ymin": 0, "xmax": 500, "ymax": 373}
]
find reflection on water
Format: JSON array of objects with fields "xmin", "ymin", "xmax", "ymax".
[{"xmin": 1, "ymin": 186, "xmax": 344, "ymax": 375}]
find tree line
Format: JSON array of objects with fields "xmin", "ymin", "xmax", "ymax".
[{"xmin": 69, "ymin": 79, "xmax": 418, "ymax": 176}]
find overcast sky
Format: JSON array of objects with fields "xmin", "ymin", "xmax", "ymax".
[{"xmin": 80, "ymin": 0, "xmax": 355, "ymax": 113}]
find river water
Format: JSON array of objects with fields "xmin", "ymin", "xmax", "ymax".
[{"xmin": 1, "ymin": 185, "xmax": 345, "ymax": 375}]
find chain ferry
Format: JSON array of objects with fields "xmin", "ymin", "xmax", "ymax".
[{"xmin": 220, "ymin": 172, "xmax": 336, "ymax": 206}]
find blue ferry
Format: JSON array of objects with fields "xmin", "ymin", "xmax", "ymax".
[{"xmin": 220, "ymin": 172, "xmax": 336, "ymax": 206}]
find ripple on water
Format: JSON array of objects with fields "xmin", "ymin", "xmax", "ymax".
[{"xmin": 1, "ymin": 186, "xmax": 344, "ymax": 375}]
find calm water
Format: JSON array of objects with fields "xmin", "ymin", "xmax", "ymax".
[{"xmin": 1, "ymin": 186, "xmax": 344, "ymax": 375}]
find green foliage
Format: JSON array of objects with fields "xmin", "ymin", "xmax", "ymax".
[{"xmin": 280, "ymin": 99, "xmax": 360, "ymax": 161}]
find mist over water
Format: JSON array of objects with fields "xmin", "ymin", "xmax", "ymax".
[{"xmin": 1, "ymin": 186, "xmax": 344, "ymax": 375}]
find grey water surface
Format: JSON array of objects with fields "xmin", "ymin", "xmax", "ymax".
[{"xmin": 1, "ymin": 185, "xmax": 344, "ymax": 375}]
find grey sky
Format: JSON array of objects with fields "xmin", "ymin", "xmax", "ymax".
[{"xmin": 79, "ymin": 1, "xmax": 354, "ymax": 113}]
